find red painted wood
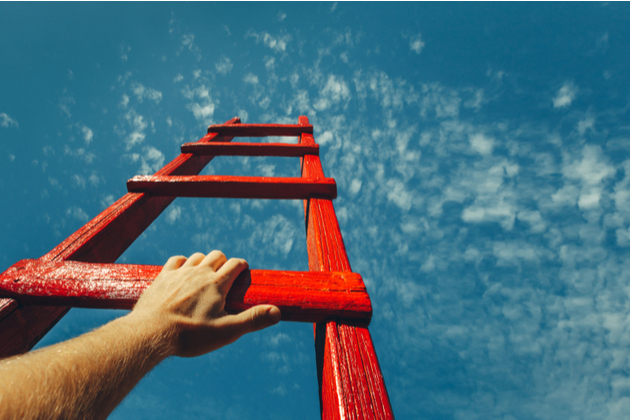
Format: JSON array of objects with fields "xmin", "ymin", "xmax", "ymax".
[
  {"xmin": 0, "ymin": 118, "xmax": 241, "ymax": 357},
  {"xmin": 127, "ymin": 175, "xmax": 337, "ymax": 200},
  {"xmin": 181, "ymin": 142, "xmax": 319, "ymax": 157},
  {"xmin": 207, "ymin": 123, "xmax": 313, "ymax": 137},
  {"xmin": 299, "ymin": 115, "xmax": 394, "ymax": 419},
  {"xmin": 0, "ymin": 260, "xmax": 371, "ymax": 324}
]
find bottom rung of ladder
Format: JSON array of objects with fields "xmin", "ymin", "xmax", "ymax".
[{"xmin": 0, "ymin": 260, "xmax": 371, "ymax": 325}]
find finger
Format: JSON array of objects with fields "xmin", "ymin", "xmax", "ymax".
[
  {"xmin": 182, "ymin": 252, "xmax": 206, "ymax": 267},
  {"xmin": 163, "ymin": 255, "xmax": 187, "ymax": 271},
  {"xmin": 200, "ymin": 250, "xmax": 228, "ymax": 272},
  {"xmin": 214, "ymin": 258, "xmax": 248, "ymax": 294},
  {"xmin": 219, "ymin": 305, "xmax": 281, "ymax": 339}
]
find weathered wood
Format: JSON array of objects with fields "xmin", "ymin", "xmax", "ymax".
[
  {"xmin": 0, "ymin": 118, "xmax": 241, "ymax": 358},
  {"xmin": 181, "ymin": 142, "xmax": 319, "ymax": 157},
  {"xmin": 0, "ymin": 298, "xmax": 18, "ymax": 322},
  {"xmin": 207, "ymin": 123, "xmax": 313, "ymax": 137},
  {"xmin": 127, "ymin": 175, "xmax": 337, "ymax": 200},
  {"xmin": 299, "ymin": 116, "xmax": 394, "ymax": 419},
  {"xmin": 0, "ymin": 260, "xmax": 372, "ymax": 324}
]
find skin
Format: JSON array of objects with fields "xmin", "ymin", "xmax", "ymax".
[{"xmin": 0, "ymin": 251, "xmax": 281, "ymax": 419}]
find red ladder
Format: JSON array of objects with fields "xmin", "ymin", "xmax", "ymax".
[{"xmin": 0, "ymin": 116, "xmax": 394, "ymax": 419}]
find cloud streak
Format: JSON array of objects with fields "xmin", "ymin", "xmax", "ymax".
[{"xmin": 0, "ymin": 113, "xmax": 18, "ymax": 128}]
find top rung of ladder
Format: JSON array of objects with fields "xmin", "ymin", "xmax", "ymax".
[{"xmin": 207, "ymin": 123, "xmax": 313, "ymax": 137}]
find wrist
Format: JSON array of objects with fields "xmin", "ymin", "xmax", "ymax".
[{"xmin": 115, "ymin": 312, "xmax": 177, "ymax": 362}]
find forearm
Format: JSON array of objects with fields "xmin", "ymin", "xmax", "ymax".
[
  {"xmin": 0, "ymin": 251, "xmax": 280, "ymax": 419},
  {"xmin": 0, "ymin": 313, "xmax": 171, "ymax": 420}
]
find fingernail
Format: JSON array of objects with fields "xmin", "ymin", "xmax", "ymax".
[{"xmin": 267, "ymin": 307, "xmax": 281, "ymax": 324}]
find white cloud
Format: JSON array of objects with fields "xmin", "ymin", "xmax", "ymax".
[
  {"xmin": 78, "ymin": 124, "xmax": 93, "ymax": 145},
  {"xmin": 558, "ymin": 145, "xmax": 615, "ymax": 212},
  {"xmin": 173, "ymin": 74, "xmax": 184, "ymax": 83},
  {"xmin": 469, "ymin": 133, "xmax": 494, "ymax": 155},
  {"xmin": 349, "ymin": 179, "xmax": 362, "ymax": 196},
  {"xmin": 409, "ymin": 34, "xmax": 425, "ymax": 54},
  {"xmin": 387, "ymin": 179, "xmax": 413, "ymax": 212},
  {"xmin": 120, "ymin": 43, "xmax": 130, "ymax": 61},
  {"xmin": 215, "ymin": 56, "xmax": 233, "ymax": 75},
  {"xmin": 578, "ymin": 116, "xmax": 595, "ymax": 135},
  {"xmin": 58, "ymin": 94, "xmax": 75, "ymax": 117},
  {"xmin": 181, "ymin": 84, "xmax": 217, "ymax": 124},
  {"xmin": 243, "ymin": 73, "xmax": 259, "ymax": 85},
  {"xmin": 270, "ymin": 384, "xmax": 287, "ymax": 396},
  {"xmin": 131, "ymin": 82, "xmax": 163, "ymax": 104},
  {"xmin": 267, "ymin": 332, "xmax": 290, "ymax": 347},
  {"xmin": 314, "ymin": 74, "xmax": 351, "ymax": 111},
  {"xmin": 166, "ymin": 205, "xmax": 182, "ymax": 224},
  {"xmin": 72, "ymin": 174, "xmax": 86, "ymax": 189},
  {"xmin": 460, "ymin": 161, "xmax": 519, "ymax": 230},
  {"xmin": 277, "ymin": 12, "xmax": 286, "ymax": 22},
  {"xmin": 553, "ymin": 82, "xmax": 578, "ymax": 108},
  {"xmin": 137, "ymin": 146, "xmax": 164, "ymax": 175},
  {"xmin": 119, "ymin": 94, "xmax": 130, "ymax": 108},
  {"xmin": 246, "ymin": 31, "xmax": 291, "ymax": 53},
  {"xmin": 247, "ymin": 215, "xmax": 296, "ymax": 257},
  {"xmin": 64, "ymin": 145, "xmax": 96, "ymax": 164},
  {"xmin": 88, "ymin": 172, "xmax": 101, "ymax": 187},
  {"xmin": 123, "ymin": 109, "xmax": 148, "ymax": 150},
  {"xmin": 100, "ymin": 194, "xmax": 115, "ymax": 208},
  {"xmin": 563, "ymin": 145, "xmax": 615, "ymax": 185},
  {"xmin": 189, "ymin": 104, "xmax": 214, "ymax": 123},
  {"xmin": 181, "ymin": 33, "xmax": 202, "ymax": 60},
  {"xmin": 0, "ymin": 113, "xmax": 18, "ymax": 128},
  {"xmin": 318, "ymin": 131, "xmax": 333, "ymax": 145},
  {"xmin": 66, "ymin": 206, "xmax": 89, "ymax": 222},
  {"xmin": 264, "ymin": 57, "xmax": 275, "ymax": 71}
]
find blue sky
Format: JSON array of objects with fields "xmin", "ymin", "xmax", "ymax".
[{"xmin": 2, "ymin": 2, "xmax": 630, "ymax": 419}]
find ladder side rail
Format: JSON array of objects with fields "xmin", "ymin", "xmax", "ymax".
[
  {"xmin": 299, "ymin": 116, "xmax": 394, "ymax": 420},
  {"xmin": 0, "ymin": 117, "xmax": 240, "ymax": 357}
]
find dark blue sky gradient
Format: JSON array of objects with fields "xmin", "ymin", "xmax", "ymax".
[{"xmin": 3, "ymin": 3, "xmax": 630, "ymax": 419}]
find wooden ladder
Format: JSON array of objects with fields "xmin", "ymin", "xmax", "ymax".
[{"xmin": 0, "ymin": 116, "xmax": 395, "ymax": 419}]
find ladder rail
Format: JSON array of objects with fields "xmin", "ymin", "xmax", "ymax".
[{"xmin": 299, "ymin": 116, "xmax": 395, "ymax": 419}]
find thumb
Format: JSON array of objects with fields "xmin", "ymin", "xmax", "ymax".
[{"xmin": 224, "ymin": 305, "xmax": 281, "ymax": 337}]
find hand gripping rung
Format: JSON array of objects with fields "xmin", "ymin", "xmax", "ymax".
[
  {"xmin": 0, "ymin": 260, "xmax": 372, "ymax": 325},
  {"xmin": 207, "ymin": 123, "xmax": 313, "ymax": 137},
  {"xmin": 181, "ymin": 142, "xmax": 319, "ymax": 157},
  {"xmin": 127, "ymin": 175, "xmax": 337, "ymax": 199}
]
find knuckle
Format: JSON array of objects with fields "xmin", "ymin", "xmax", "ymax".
[
  {"xmin": 230, "ymin": 258, "xmax": 248, "ymax": 268},
  {"xmin": 168, "ymin": 255, "xmax": 186, "ymax": 264},
  {"xmin": 210, "ymin": 250, "xmax": 226, "ymax": 260},
  {"xmin": 190, "ymin": 252, "xmax": 205, "ymax": 259},
  {"xmin": 250, "ymin": 307, "xmax": 265, "ymax": 331},
  {"xmin": 250, "ymin": 312, "xmax": 259, "ymax": 332}
]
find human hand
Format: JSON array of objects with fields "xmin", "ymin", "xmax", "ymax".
[{"xmin": 129, "ymin": 251, "xmax": 281, "ymax": 358}]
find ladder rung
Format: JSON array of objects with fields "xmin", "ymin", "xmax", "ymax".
[
  {"xmin": 207, "ymin": 123, "xmax": 313, "ymax": 137},
  {"xmin": 181, "ymin": 142, "xmax": 319, "ymax": 157},
  {"xmin": 127, "ymin": 175, "xmax": 337, "ymax": 199},
  {"xmin": 0, "ymin": 260, "xmax": 372, "ymax": 324}
]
